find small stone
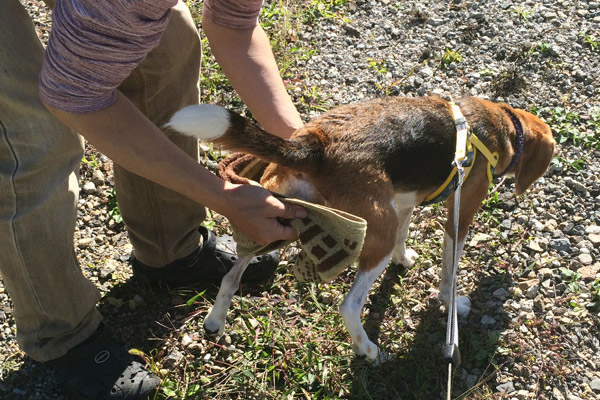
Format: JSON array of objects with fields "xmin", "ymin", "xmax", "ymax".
[
  {"xmin": 465, "ymin": 373, "xmax": 478, "ymax": 387},
  {"xmin": 550, "ymin": 238, "xmax": 571, "ymax": 252},
  {"xmin": 552, "ymin": 387, "xmax": 565, "ymax": 400},
  {"xmin": 181, "ymin": 334, "xmax": 193, "ymax": 347},
  {"xmin": 519, "ymin": 278, "xmax": 540, "ymax": 291},
  {"xmin": 77, "ymin": 237, "xmax": 94, "ymax": 249},
  {"xmin": 481, "ymin": 315, "xmax": 496, "ymax": 326},
  {"xmin": 470, "ymin": 233, "xmax": 492, "ymax": 246},
  {"xmin": 163, "ymin": 349, "xmax": 184, "ymax": 367},
  {"xmin": 496, "ymin": 381, "xmax": 515, "ymax": 394},
  {"xmin": 590, "ymin": 378, "xmax": 600, "ymax": 393},
  {"xmin": 527, "ymin": 240, "xmax": 544, "ymax": 253},
  {"xmin": 538, "ymin": 268, "xmax": 553, "ymax": 279},
  {"xmin": 578, "ymin": 253, "xmax": 594, "ymax": 265},
  {"xmin": 589, "ymin": 234, "xmax": 600, "ymax": 247},
  {"xmin": 578, "ymin": 264, "xmax": 600, "ymax": 281},
  {"xmin": 492, "ymin": 288, "xmax": 509, "ymax": 300},
  {"xmin": 516, "ymin": 389, "xmax": 531, "ymax": 400},
  {"xmin": 541, "ymin": 280, "xmax": 555, "ymax": 296},
  {"xmin": 525, "ymin": 283, "xmax": 540, "ymax": 299},
  {"xmin": 92, "ymin": 169, "xmax": 105, "ymax": 186},
  {"xmin": 82, "ymin": 181, "xmax": 96, "ymax": 194},
  {"xmin": 321, "ymin": 292, "xmax": 336, "ymax": 305}
]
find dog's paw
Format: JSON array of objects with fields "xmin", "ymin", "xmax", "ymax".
[
  {"xmin": 353, "ymin": 338, "xmax": 380, "ymax": 363},
  {"xmin": 392, "ymin": 248, "xmax": 418, "ymax": 267},
  {"xmin": 203, "ymin": 308, "xmax": 226, "ymax": 337},
  {"xmin": 436, "ymin": 291, "xmax": 471, "ymax": 318},
  {"xmin": 372, "ymin": 351, "xmax": 393, "ymax": 367},
  {"xmin": 456, "ymin": 296, "xmax": 471, "ymax": 318},
  {"xmin": 436, "ymin": 285, "xmax": 451, "ymax": 310}
]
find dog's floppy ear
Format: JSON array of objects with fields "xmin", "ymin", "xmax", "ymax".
[{"xmin": 511, "ymin": 108, "xmax": 556, "ymax": 195}]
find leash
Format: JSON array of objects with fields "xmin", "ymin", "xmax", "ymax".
[
  {"xmin": 443, "ymin": 102, "xmax": 469, "ymax": 400},
  {"xmin": 439, "ymin": 103, "xmax": 523, "ymax": 399}
]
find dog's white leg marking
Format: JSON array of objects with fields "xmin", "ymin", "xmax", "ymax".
[
  {"xmin": 438, "ymin": 232, "xmax": 466, "ymax": 312},
  {"xmin": 391, "ymin": 206, "xmax": 417, "ymax": 267},
  {"xmin": 391, "ymin": 193, "xmax": 419, "ymax": 267},
  {"xmin": 340, "ymin": 252, "xmax": 392, "ymax": 364},
  {"xmin": 204, "ymin": 254, "xmax": 254, "ymax": 336}
]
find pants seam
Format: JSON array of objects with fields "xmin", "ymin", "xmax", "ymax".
[{"xmin": 0, "ymin": 119, "xmax": 48, "ymax": 315}]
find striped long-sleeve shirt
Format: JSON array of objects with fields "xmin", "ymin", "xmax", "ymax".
[{"xmin": 39, "ymin": 0, "xmax": 263, "ymax": 113}]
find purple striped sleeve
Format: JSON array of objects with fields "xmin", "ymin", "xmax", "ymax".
[
  {"xmin": 39, "ymin": 0, "xmax": 177, "ymax": 113},
  {"xmin": 203, "ymin": 0, "xmax": 263, "ymax": 30}
]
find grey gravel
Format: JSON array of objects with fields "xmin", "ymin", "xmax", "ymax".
[{"xmin": 1, "ymin": 0, "xmax": 600, "ymax": 399}]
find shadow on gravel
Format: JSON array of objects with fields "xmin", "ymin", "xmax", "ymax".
[
  {"xmin": 1, "ymin": 358, "xmax": 70, "ymax": 400},
  {"xmin": 347, "ymin": 262, "xmax": 511, "ymax": 400}
]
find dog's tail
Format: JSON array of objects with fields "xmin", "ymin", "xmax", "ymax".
[{"xmin": 165, "ymin": 105, "xmax": 323, "ymax": 172}]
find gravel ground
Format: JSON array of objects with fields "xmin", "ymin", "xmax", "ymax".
[{"xmin": 2, "ymin": 1, "xmax": 600, "ymax": 399}]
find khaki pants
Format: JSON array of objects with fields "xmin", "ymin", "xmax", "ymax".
[{"xmin": 0, "ymin": 0, "xmax": 204, "ymax": 362}]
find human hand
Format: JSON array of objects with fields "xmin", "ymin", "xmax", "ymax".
[{"xmin": 220, "ymin": 183, "xmax": 307, "ymax": 245}]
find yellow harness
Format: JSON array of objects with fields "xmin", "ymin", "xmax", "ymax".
[{"xmin": 421, "ymin": 102, "xmax": 499, "ymax": 205}]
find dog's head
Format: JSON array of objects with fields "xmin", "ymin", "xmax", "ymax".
[{"xmin": 509, "ymin": 108, "xmax": 555, "ymax": 195}]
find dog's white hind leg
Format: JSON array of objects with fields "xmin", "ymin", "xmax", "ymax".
[
  {"xmin": 340, "ymin": 252, "xmax": 392, "ymax": 364},
  {"xmin": 204, "ymin": 254, "xmax": 254, "ymax": 336}
]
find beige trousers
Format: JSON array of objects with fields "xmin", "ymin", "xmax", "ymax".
[{"xmin": 0, "ymin": 0, "xmax": 204, "ymax": 362}]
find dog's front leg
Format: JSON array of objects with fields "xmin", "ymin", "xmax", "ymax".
[
  {"xmin": 204, "ymin": 254, "xmax": 254, "ymax": 336},
  {"xmin": 339, "ymin": 252, "xmax": 392, "ymax": 364},
  {"xmin": 439, "ymin": 179, "xmax": 488, "ymax": 314},
  {"xmin": 391, "ymin": 206, "xmax": 417, "ymax": 267},
  {"xmin": 438, "ymin": 232, "xmax": 467, "ymax": 309}
]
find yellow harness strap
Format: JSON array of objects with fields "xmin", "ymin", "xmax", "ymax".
[
  {"xmin": 421, "ymin": 102, "xmax": 499, "ymax": 205},
  {"xmin": 469, "ymin": 134, "xmax": 499, "ymax": 183},
  {"xmin": 451, "ymin": 103, "xmax": 469, "ymax": 162}
]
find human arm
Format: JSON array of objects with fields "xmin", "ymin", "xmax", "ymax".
[
  {"xmin": 44, "ymin": 91, "xmax": 305, "ymax": 244},
  {"xmin": 202, "ymin": 7, "xmax": 303, "ymax": 139}
]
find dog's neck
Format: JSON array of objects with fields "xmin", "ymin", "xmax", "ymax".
[{"xmin": 494, "ymin": 110, "xmax": 524, "ymax": 178}]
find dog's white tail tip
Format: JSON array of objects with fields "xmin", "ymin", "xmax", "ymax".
[{"xmin": 165, "ymin": 104, "xmax": 230, "ymax": 140}]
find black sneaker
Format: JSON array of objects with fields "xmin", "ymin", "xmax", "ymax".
[
  {"xmin": 131, "ymin": 226, "xmax": 279, "ymax": 288},
  {"xmin": 45, "ymin": 324, "xmax": 160, "ymax": 400}
]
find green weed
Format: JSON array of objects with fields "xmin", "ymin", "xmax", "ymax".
[
  {"xmin": 441, "ymin": 48, "xmax": 462, "ymax": 68},
  {"xmin": 551, "ymin": 156, "xmax": 585, "ymax": 171},
  {"xmin": 560, "ymin": 267, "xmax": 582, "ymax": 294},
  {"xmin": 545, "ymin": 107, "xmax": 600, "ymax": 149},
  {"xmin": 367, "ymin": 57, "xmax": 388, "ymax": 74},
  {"xmin": 81, "ymin": 153, "xmax": 98, "ymax": 169},
  {"xmin": 580, "ymin": 32, "xmax": 598, "ymax": 50},
  {"xmin": 302, "ymin": 0, "xmax": 352, "ymax": 24},
  {"xmin": 511, "ymin": 6, "xmax": 534, "ymax": 22},
  {"xmin": 105, "ymin": 188, "xmax": 122, "ymax": 224}
]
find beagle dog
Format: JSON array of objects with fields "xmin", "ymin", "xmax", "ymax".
[{"xmin": 167, "ymin": 96, "xmax": 555, "ymax": 363}]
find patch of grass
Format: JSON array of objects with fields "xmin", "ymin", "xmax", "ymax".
[
  {"xmin": 560, "ymin": 267, "xmax": 582, "ymax": 294},
  {"xmin": 551, "ymin": 156, "xmax": 585, "ymax": 172},
  {"xmin": 301, "ymin": 0, "xmax": 352, "ymax": 24},
  {"xmin": 580, "ymin": 32, "xmax": 598, "ymax": 51},
  {"xmin": 81, "ymin": 153, "xmax": 98, "ymax": 169},
  {"xmin": 105, "ymin": 188, "xmax": 123, "ymax": 224},
  {"xmin": 440, "ymin": 48, "xmax": 462, "ymax": 68},
  {"xmin": 491, "ymin": 67, "xmax": 527, "ymax": 96},
  {"xmin": 366, "ymin": 58, "xmax": 388, "ymax": 74},
  {"xmin": 298, "ymin": 84, "xmax": 329, "ymax": 113},
  {"xmin": 543, "ymin": 106, "xmax": 600, "ymax": 149},
  {"xmin": 533, "ymin": 41, "xmax": 555, "ymax": 57},
  {"xmin": 410, "ymin": 8, "xmax": 429, "ymax": 24},
  {"xmin": 511, "ymin": 6, "xmax": 534, "ymax": 23}
]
